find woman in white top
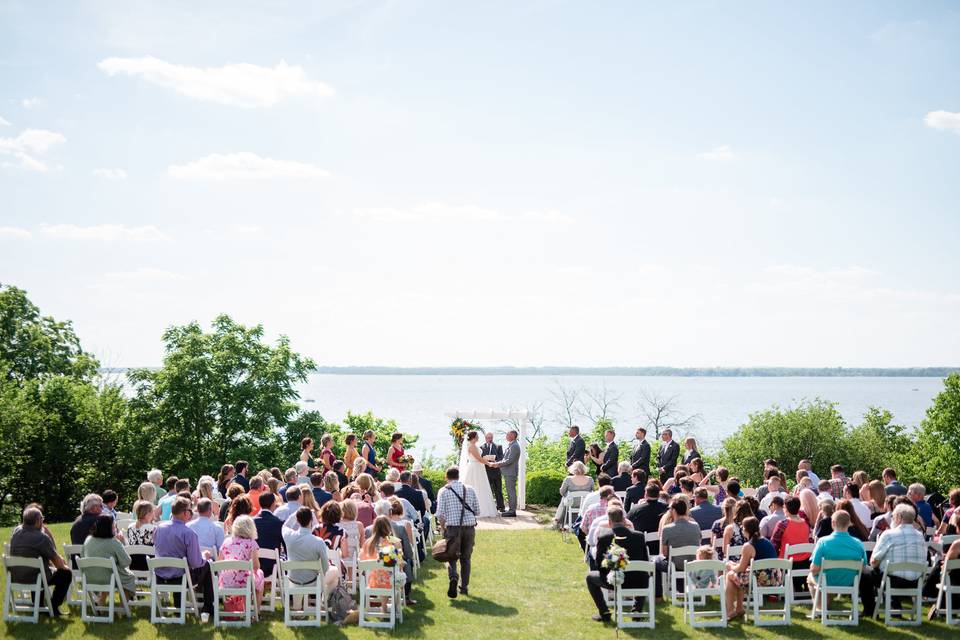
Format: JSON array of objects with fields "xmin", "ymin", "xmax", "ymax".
[{"xmin": 554, "ymin": 461, "xmax": 595, "ymax": 527}]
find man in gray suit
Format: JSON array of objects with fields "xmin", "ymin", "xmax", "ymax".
[{"xmin": 490, "ymin": 429, "xmax": 521, "ymax": 517}]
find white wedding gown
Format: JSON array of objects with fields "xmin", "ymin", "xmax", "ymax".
[{"xmin": 458, "ymin": 441, "xmax": 499, "ymax": 518}]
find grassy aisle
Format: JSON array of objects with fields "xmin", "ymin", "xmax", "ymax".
[{"xmin": 1, "ymin": 522, "xmax": 957, "ymax": 638}]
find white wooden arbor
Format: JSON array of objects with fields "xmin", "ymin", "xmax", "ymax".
[{"xmin": 445, "ymin": 409, "xmax": 532, "ymax": 510}]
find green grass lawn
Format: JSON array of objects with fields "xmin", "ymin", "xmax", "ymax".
[{"xmin": 1, "ymin": 522, "xmax": 957, "ymax": 638}]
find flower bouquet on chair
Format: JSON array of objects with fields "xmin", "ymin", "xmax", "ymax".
[{"xmin": 602, "ymin": 544, "xmax": 628, "ymax": 586}]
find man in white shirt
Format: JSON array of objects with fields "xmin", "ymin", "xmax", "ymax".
[
  {"xmin": 844, "ymin": 483, "xmax": 873, "ymax": 527},
  {"xmin": 579, "ymin": 476, "xmax": 614, "ymax": 514},
  {"xmin": 759, "ymin": 476, "xmax": 789, "ymax": 513},
  {"xmin": 186, "ymin": 498, "xmax": 224, "ymax": 553},
  {"xmin": 274, "ymin": 486, "xmax": 302, "ymax": 524},
  {"xmin": 798, "ymin": 459, "xmax": 820, "ymax": 487}
]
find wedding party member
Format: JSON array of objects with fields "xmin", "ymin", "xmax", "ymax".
[
  {"xmin": 218, "ymin": 515, "xmax": 264, "ymax": 620},
  {"xmin": 343, "ymin": 434, "xmax": 360, "ymax": 479},
  {"xmin": 388, "ymin": 433, "xmax": 407, "ymax": 472},
  {"xmin": 630, "ymin": 426, "xmax": 650, "ymax": 475},
  {"xmin": 600, "ymin": 430, "xmax": 619, "ymax": 477},
  {"xmin": 318, "ymin": 434, "xmax": 337, "ymax": 473},
  {"xmin": 82, "ymin": 515, "xmax": 136, "ymax": 599},
  {"xmin": 587, "ymin": 443, "xmax": 603, "ymax": 476},
  {"xmin": 611, "ymin": 462, "xmax": 633, "ymax": 493},
  {"xmin": 360, "ymin": 430, "xmax": 381, "ymax": 476},
  {"xmin": 566, "ymin": 425, "xmax": 586, "ymax": 467},
  {"xmin": 71, "ymin": 493, "xmax": 103, "ymax": 544},
  {"xmin": 555, "ymin": 462, "xmax": 595, "ymax": 527},
  {"xmin": 585, "ymin": 505, "xmax": 648, "ymax": 622},
  {"xmin": 682, "ymin": 437, "xmax": 701, "ymax": 466},
  {"xmin": 481, "ymin": 432, "xmax": 505, "ymax": 513},
  {"xmin": 154, "ymin": 497, "xmax": 215, "ymax": 620},
  {"xmin": 488, "ymin": 429, "xmax": 522, "ymax": 517},
  {"xmin": 657, "ymin": 429, "xmax": 680, "ymax": 483},
  {"xmin": 300, "ymin": 437, "xmax": 316, "ymax": 473},
  {"xmin": 436, "ymin": 466, "xmax": 480, "ymax": 598},
  {"xmin": 9, "ymin": 507, "xmax": 73, "ymax": 616}
]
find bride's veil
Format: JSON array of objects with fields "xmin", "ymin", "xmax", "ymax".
[{"xmin": 458, "ymin": 438, "xmax": 470, "ymax": 472}]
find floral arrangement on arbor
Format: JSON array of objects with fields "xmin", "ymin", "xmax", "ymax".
[{"xmin": 449, "ymin": 417, "xmax": 480, "ymax": 450}]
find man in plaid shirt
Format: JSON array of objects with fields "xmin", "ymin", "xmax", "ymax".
[
  {"xmin": 828, "ymin": 464, "xmax": 849, "ymax": 500},
  {"xmin": 436, "ymin": 467, "xmax": 480, "ymax": 598},
  {"xmin": 867, "ymin": 503, "xmax": 927, "ymax": 609}
]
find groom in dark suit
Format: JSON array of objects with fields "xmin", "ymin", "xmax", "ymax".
[
  {"xmin": 600, "ymin": 429, "xmax": 619, "ymax": 477},
  {"xmin": 566, "ymin": 425, "xmax": 586, "ymax": 467},
  {"xmin": 480, "ymin": 432, "xmax": 505, "ymax": 512},
  {"xmin": 656, "ymin": 428, "xmax": 680, "ymax": 483}
]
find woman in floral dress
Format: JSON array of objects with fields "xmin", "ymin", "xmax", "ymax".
[{"xmin": 217, "ymin": 515, "xmax": 264, "ymax": 618}]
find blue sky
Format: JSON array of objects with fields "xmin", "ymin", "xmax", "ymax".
[{"xmin": 1, "ymin": 1, "xmax": 958, "ymax": 367}]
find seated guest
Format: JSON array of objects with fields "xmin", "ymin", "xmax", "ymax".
[
  {"xmin": 380, "ymin": 482, "xmax": 419, "ymax": 525},
  {"xmin": 690, "ymin": 488, "xmax": 722, "ymax": 531},
  {"xmin": 70, "ymin": 493, "xmax": 104, "ymax": 544},
  {"xmin": 310, "ymin": 473, "xmax": 333, "ymax": 509},
  {"xmin": 722, "ymin": 500, "xmax": 753, "ymax": 562},
  {"xmin": 586, "ymin": 506, "xmax": 648, "ymax": 622},
  {"xmin": 282, "ymin": 507, "xmax": 338, "ymax": 596},
  {"xmin": 756, "ymin": 468, "xmax": 781, "ymax": 502},
  {"xmin": 137, "ymin": 482, "xmax": 158, "ymax": 509},
  {"xmin": 758, "ymin": 476, "xmax": 788, "ymax": 513},
  {"xmin": 154, "ymin": 497, "xmax": 215, "ymax": 620},
  {"xmin": 940, "ymin": 489, "xmax": 960, "ymax": 534},
  {"xmin": 333, "ymin": 461, "xmax": 350, "ymax": 490},
  {"xmin": 233, "ymin": 461, "xmax": 250, "ymax": 492},
  {"xmin": 339, "ymin": 499, "xmax": 367, "ymax": 556},
  {"xmin": 710, "ymin": 498, "xmax": 737, "ymax": 560},
  {"xmin": 908, "ymin": 483, "xmax": 938, "ymax": 529},
  {"xmin": 322, "ymin": 472, "xmax": 342, "ymax": 503},
  {"xmin": 759, "ymin": 496, "xmax": 786, "ymax": 540},
  {"xmin": 278, "ymin": 468, "xmax": 298, "ymax": 502},
  {"xmin": 315, "ymin": 501, "xmax": 347, "ymax": 558},
  {"xmin": 126, "ymin": 500, "xmax": 158, "ymax": 571},
  {"xmin": 586, "ymin": 497, "xmax": 632, "ymax": 551},
  {"xmin": 360, "ymin": 517, "xmax": 401, "ymax": 596},
  {"xmin": 843, "ymin": 483, "xmax": 873, "ymax": 526},
  {"xmin": 869, "ymin": 495, "xmax": 901, "ymax": 541},
  {"xmin": 865, "ymin": 480, "xmax": 888, "ymax": 517},
  {"xmin": 688, "ymin": 457, "xmax": 706, "ymax": 484},
  {"xmin": 101, "ymin": 490, "xmax": 119, "ymax": 519},
  {"xmin": 216, "ymin": 464, "xmax": 235, "ymax": 498},
  {"xmin": 220, "ymin": 483, "xmax": 245, "ymax": 521},
  {"xmin": 10, "ymin": 507, "xmax": 72, "ymax": 616},
  {"xmin": 798, "ymin": 459, "xmax": 820, "ymax": 486},
  {"xmin": 413, "ymin": 463, "xmax": 436, "ymax": 514},
  {"xmin": 157, "ymin": 476, "xmax": 179, "ymax": 520},
  {"xmin": 187, "ymin": 498, "xmax": 225, "ymax": 555},
  {"xmin": 772, "ymin": 496, "xmax": 812, "ymax": 595},
  {"xmin": 83, "ymin": 514, "xmax": 136, "ymax": 599},
  {"xmin": 224, "ymin": 495, "xmax": 253, "ymax": 536},
  {"xmin": 623, "ymin": 469, "xmax": 647, "ymax": 513},
  {"xmin": 396, "ymin": 471, "xmax": 427, "ymax": 519},
  {"xmin": 883, "ymin": 467, "xmax": 907, "ymax": 496},
  {"xmin": 218, "ymin": 515, "xmax": 264, "ymax": 620},
  {"xmin": 352, "ymin": 494, "xmax": 376, "ymax": 529},
  {"xmin": 580, "ymin": 474, "xmax": 613, "ymax": 513},
  {"xmin": 611, "ymin": 461, "xmax": 633, "ymax": 493},
  {"xmin": 869, "ymin": 504, "xmax": 926, "ymax": 609},
  {"xmin": 247, "ymin": 476, "xmax": 265, "ymax": 516},
  {"xmin": 814, "ymin": 499, "xmax": 835, "ymax": 539},
  {"xmin": 654, "ymin": 497, "xmax": 701, "ymax": 597},
  {"xmin": 808, "ymin": 510, "xmax": 873, "ymax": 614},
  {"xmin": 725, "ymin": 516, "xmax": 780, "ymax": 620},
  {"xmin": 579, "ymin": 486, "xmax": 616, "ymax": 552},
  {"xmin": 555, "ymin": 462, "xmax": 595, "ymax": 527},
  {"xmin": 274, "ymin": 486, "xmax": 302, "ymax": 524},
  {"xmin": 148, "ymin": 469, "xmax": 166, "ymax": 504},
  {"xmin": 837, "ymin": 499, "xmax": 871, "ymax": 541},
  {"xmin": 387, "ymin": 498, "xmax": 418, "ymax": 605},
  {"xmin": 828, "ymin": 465, "xmax": 848, "ymax": 500},
  {"xmin": 628, "ymin": 483, "xmax": 670, "ymax": 537},
  {"xmin": 294, "ymin": 461, "xmax": 310, "ymax": 486}
]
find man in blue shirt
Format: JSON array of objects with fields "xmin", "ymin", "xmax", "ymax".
[
  {"xmin": 808, "ymin": 510, "xmax": 874, "ymax": 614},
  {"xmin": 278, "ymin": 468, "xmax": 297, "ymax": 502},
  {"xmin": 908, "ymin": 483, "xmax": 939, "ymax": 529},
  {"xmin": 882, "ymin": 468, "xmax": 908, "ymax": 496},
  {"xmin": 187, "ymin": 498, "xmax": 224, "ymax": 553}
]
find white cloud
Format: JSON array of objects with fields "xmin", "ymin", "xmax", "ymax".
[
  {"xmin": 696, "ymin": 145, "xmax": 735, "ymax": 161},
  {"xmin": 925, "ymin": 110, "xmax": 960, "ymax": 135},
  {"xmin": 0, "ymin": 226, "xmax": 32, "ymax": 239},
  {"xmin": 0, "ymin": 128, "xmax": 66, "ymax": 171},
  {"xmin": 93, "ymin": 168, "xmax": 128, "ymax": 180},
  {"xmin": 167, "ymin": 152, "xmax": 330, "ymax": 181},
  {"xmin": 97, "ymin": 56, "xmax": 334, "ymax": 108},
  {"xmin": 352, "ymin": 202, "xmax": 573, "ymax": 225},
  {"xmin": 39, "ymin": 224, "xmax": 167, "ymax": 242},
  {"xmin": 103, "ymin": 267, "xmax": 185, "ymax": 282},
  {"xmin": 0, "ymin": 115, "xmax": 10, "ymax": 126},
  {"xmin": 20, "ymin": 97, "xmax": 44, "ymax": 110}
]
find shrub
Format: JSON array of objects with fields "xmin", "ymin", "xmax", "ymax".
[
  {"xmin": 421, "ymin": 468, "xmax": 447, "ymax": 493},
  {"xmin": 901, "ymin": 373, "xmax": 960, "ymax": 493},
  {"xmin": 525, "ymin": 470, "xmax": 567, "ymax": 506}
]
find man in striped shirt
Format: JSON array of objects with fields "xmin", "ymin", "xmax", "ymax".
[{"xmin": 436, "ymin": 467, "xmax": 480, "ymax": 598}]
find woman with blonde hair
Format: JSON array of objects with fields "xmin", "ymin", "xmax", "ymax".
[
  {"xmin": 682, "ymin": 436, "xmax": 701, "ymax": 465},
  {"xmin": 798, "ymin": 487, "xmax": 818, "ymax": 527},
  {"xmin": 218, "ymin": 515, "xmax": 264, "ymax": 620},
  {"xmin": 865, "ymin": 480, "xmax": 886, "ymax": 517},
  {"xmin": 354, "ymin": 473, "xmax": 378, "ymax": 502},
  {"xmin": 137, "ymin": 481, "xmax": 157, "ymax": 505},
  {"xmin": 339, "ymin": 499, "xmax": 366, "ymax": 556},
  {"xmin": 322, "ymin": 472, "xmax": 342, "ymax": 502},
  {"xmin": 851, "ymin": 470, "xmax": 870, "ymax": 501},
  {"xmin": 722, "ymin": 500, "xmax": 753, "ymax": 562},
  {"xmin": 343, "ymin": 434, "xmax": 360, "ymax": 479},
  {"xmin": 554, "ymin": 461, "xmax": 594, "ymax": 527},
  {"xmin": 352, "ymin": 456, "xmax": 367, "ymax": 480},
  {"xmin": 711, "ymin": 497, "xmax": 737, "ymax": 557}
]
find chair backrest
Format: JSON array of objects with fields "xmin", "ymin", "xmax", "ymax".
[
  {"xmin": 624, "ymin": 560, "xmax": 655, "ymax": 574},
  {"xmin": 751, "ymin": 558, "xmax": 792, "ymax": 572},
  {"xmin": 63, "ymin": 543, "xmax": 83, "ymax": 559},
  {"xmin": 211, "ymin": 560, "xmax": 253, "ymax": 573},
  {"xmin": 3, "ymin": 555, "xmax": 43, "ymax": 571},
  {"xmin": 945, "ymin": 558, "xmax": 960, "ymax": 576},
  {"xmin": 883, "ymin": 561, "xmax": 926, "ymax": 579},
  {"xmin": 940, "ymin": 534, "xmax": 960, "ymax": 547},
  {"xmin": 684, "ymin": 559, "xmax": 725, "ymax": 576},
  {"xmin": 77, "ymin": 556, "xmax": 118, "ymax": 583},
  {"xmin": 862, "ymin": 541, "xmax": 875, "ymax": 552},
  {"xmin": 668, "ymin": 545, "xmax": 699, "ymax": 562},
  {"xmin": 819, "ymin": 559, "xmax": 863, "ymax": 585},
  {"xmin": 784, "ymin": 542, "xmax": 814, "ymax": 558},
  {"xmin": 148, "ymin": 556, "xmax": 188, "ymax": 571},
  {"xmin": 567, "ymin": 491, "xmax": 590, "ymax": 507},
  {"xmin": 727, "ymin": 544, "xmax": 743, "ymax": 558},
  {"xmin": 125, "ymin": 544, "xmax": 155, "ymax": 557},
  {"xmin": 280, "ymin": 559, "xmax": 324, "ymax": 573}
]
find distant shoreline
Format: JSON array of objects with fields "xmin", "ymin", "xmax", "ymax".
[{"xmin": 100, "ymin": 366, "xmax": 958, "ymax": 377}]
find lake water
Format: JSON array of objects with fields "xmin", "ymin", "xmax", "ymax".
[{"xmin": 295, "ymin": 375, "xmax": 944, "ymax": 457}]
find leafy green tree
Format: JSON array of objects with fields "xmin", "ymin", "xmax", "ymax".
[
  {"xmin": 902, "ymin": 373, "xmax": 960, "ymax": 492},
  {"xmin": 127, "ymin": 314, "xmax": 316, "ymax": 480},
  {"xmin": 846, "ymin": 407, "xmax": 912, "ymax": 481},
  {"xmin": 0, "ymin": 284, "xmax": 99, "ymax": 382}
]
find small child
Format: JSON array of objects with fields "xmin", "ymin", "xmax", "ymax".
[{"xmin": 688, "ymin": 545, "xmax": 717, "ymax": 588}]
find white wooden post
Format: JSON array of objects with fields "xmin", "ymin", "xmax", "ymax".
[{"xmin": 518, "ymin": 417, "xmax": 527, "ymax": 510}]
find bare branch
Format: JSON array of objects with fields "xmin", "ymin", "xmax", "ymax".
[{"xmin": 637, "ymin": 389, "xmax": 701, "ymax": 439}]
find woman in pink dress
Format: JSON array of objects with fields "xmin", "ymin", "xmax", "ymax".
[{"xmin": 217, "ymin": 515, "xmax": 264, "ymax": 619}]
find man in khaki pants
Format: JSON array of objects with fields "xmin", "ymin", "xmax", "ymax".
[{"xmin": 436, "ymin": 466, "xmax": 480, "ymax": 598}]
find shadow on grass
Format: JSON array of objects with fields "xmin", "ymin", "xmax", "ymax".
[{"xmin": 448, "ymin": 594, "xmax": 519, "ymax": 617}]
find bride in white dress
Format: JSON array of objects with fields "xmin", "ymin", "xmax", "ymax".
[{"xmin": 458, "ymin": 431, "xmax": 499, "ymax": 518}]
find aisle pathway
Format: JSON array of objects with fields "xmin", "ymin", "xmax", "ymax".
[{"xmin": 476, "ymin": 509, "xmax": 543, "ymax": 530}]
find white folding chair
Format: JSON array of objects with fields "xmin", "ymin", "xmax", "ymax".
[
  {"xmin": 210, "ymin": 559, "xmax": 254, "ymax": 627},
  {"xmin": 115, "ymin": 519, "xmax": 134, "ymax": 533},
  {"xmin": 77, "ymin": 557, "xmax": 131, "ymax": 622},
  {"xmin": 280, "ymin": 559, "xmax": 326, "ymax": 627},
  {"xmin": 2, "ymin": 556, "xmax": 54, "ymax": 622},
  {"xmin": 343, "ymin": 527, "xmax": 361, "ymax": 594},
  {"xmin": 63, "ymin": 543, "xmax": 84, "ymax": 606},
  {"xmin": 810, "ymin": 559, "xmax": 862, "ymax": 626},
  {"xmin": 746, "ymin": 558, "xmax": 792, "ymax": 626},
  {"xmin": 615, "ymin": 491, "xmax": 627, "ymax": 503},
  {"xmin": 147, "ymin": 557, "xmax": 199, "ymax": 624},
  {"xmin": 785, "ymin": 542, "xmax": 815, "ymax": 603},
  {"xmin": 258, "ymin": 548, "xmax": 280, "ymax": 612},
  {"xmin": 563, "ymin": 491, "xmax": 590, "ymax": 542},
  {"xmin": 125, "ymin": 544, "xmax": 155, "ymax": 609},
  {"xmin": 666, "ymin": 545, "xmax": 699, "ymax": 607},
  {"xmin": 615, "ymin": 560, "xmax": 655, "ymax": 628},
  {"xmin": 930, "ymin": 558, "xmax": 960, "ymax": 625},
  {"xmin": 683, "ymin": 559, "xmax": 727, "ymax": 627},
  {"xmin": 358, "ymin": 559, "xmax": 401, "ymax": 629},
  {"xmin": 873, "ymin": 561, "xmax": 925, "ymax": 626}
]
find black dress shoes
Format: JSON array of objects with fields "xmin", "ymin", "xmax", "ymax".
[
  {"xmin": 501, "ymin": 511, "xmax": 517, "ymax": 517},
  {"xmin": 448, "ymin": 579, "xmax": 458, "ymax": 598}
]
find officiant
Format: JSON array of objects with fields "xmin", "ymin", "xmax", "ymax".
[{"xmin": 481, "ymin": 432, "xmax": 505, "ymax": 512}]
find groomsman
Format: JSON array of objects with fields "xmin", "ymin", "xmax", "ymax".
[
  {"xmin": 630, "ymin": 426, "xmax": 650, "ymax": 476},
  {"xmin": 481, "ymin": 432, "xmax": 505, "ymax": 512},
  {"xmin": 600, "ymin": 429, "xmax": 619, "ymax": 477},
  {"xmin": 566, "ymin": 425, "xmax": 586, "ymax": 467},
  {"xmin": 656, "ymin": 428, "xmax": 680, "ymax": 483}
]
